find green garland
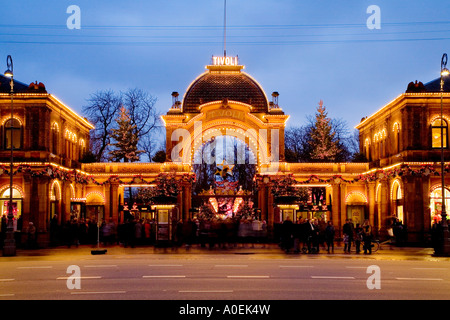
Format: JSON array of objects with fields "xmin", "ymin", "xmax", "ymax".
[{"xmin": 0, "ymin": 165, "xmax": 196, "ymax": 186}]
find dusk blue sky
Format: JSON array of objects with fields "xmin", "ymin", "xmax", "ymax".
[{"xmin": 1, "ymin": 0, "xmax": 450, "ymax": 131}]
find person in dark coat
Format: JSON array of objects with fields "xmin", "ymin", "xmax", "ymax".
[
  {"xmin": 362, "ymin": 220, "xmax": 373, "ymax": 254},
  {"xmin": 281, "ymin": 216, "xmax": 294, "ymax": 253},
  {"xmin": 325, "ymin": 221, "xmax": 335, "ymax": 253},
  {"xmin": 27, "ymin": 222, "xmax": 37, "ymax": 249},
  {"xmin": 343, "ymin": 219, "xmax": 355, "ymax": 253},
  {"xmin": 354, "ymin": 223, "xmax": 363, "ymax": 253},
  {"xmin": 307, "ymin": 219, "xmax": 320, "ymax": 253},
  {"xmin": 292, "ymin": 220, "xmax": 303, "ymax": 253}
]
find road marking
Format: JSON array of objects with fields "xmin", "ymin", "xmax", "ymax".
[
  {"xmin": 71, "ymin": 291, "xmax": 126, "ymax": 295},
  {"xmin": 179, "ymin": 290, "xmax": 234, "ymax": 293},
  {"xmin": 57, "ymin": 276, "xmax": 102, "ymax": 280},
  {"xmin": 84, "ymin": 265, "xmax": 117, "ymax": 268},
  {"xmin": 0, "ymin": 294, "xmax": 14, "ymax": 297},
  {"xmin": 17, "ymin": 266, "xmax": 53, "ymax": 269},
  {"xmin": 227, "ymin": 275, "xmax": 270, "ymax": 279},
  {"xmin": 279, "ymin": 265, "xmax": 313, "ymax": 268},
  {"xmin": 311, "ymin": 276, "xmax": 356, "ymax": 279},
  {"xmin": 215, "ymin": 265, "xmax": 248, "ymax": 267},
  {"xmin": 345, "ymin": 266, "xmax": 368, "ymax": 269},
  {"xmin": 396, "ymin": 277, "xmax": 443, "ymax": 281},
  {"xmin": 0, "ymin": 279, "xmax": 14, "ymax": 282},
  {"xmin": 142, "ymin": 275, "xmax": 186, "ymax": 278},
  {"xmin": 148, "ymin": 264, "xmax": 183, "ymax": 267}
]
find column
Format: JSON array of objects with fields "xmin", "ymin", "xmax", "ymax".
[
  {"xmin": 379, "ymin": 179, "xmax": 390, "ymax": 235},
  {"xmin": 110, "ymin": 182, "xmax": 119, "ymax": 222},
  {"xmin": 368, "ymin": 182, "xmax": 376, "ymax": 230},
  {"xmin": 340, "ymin": 183, "xmax": 347, "ymax": 233},
  {"xmin": 331, "ymin": 183, "xmax": 341, "ymax": 235},
  {"xmin": 183, "ymin": 184, "xmax": 191, "ymax": 221}
]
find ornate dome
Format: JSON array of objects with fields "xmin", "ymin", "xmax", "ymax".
[{"xmin": 182, "ymin": 65, "xmax": 269, "ymax": 113}]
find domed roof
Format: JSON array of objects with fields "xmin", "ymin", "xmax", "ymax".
[{"xmin": 182, "ymin": 65, "xmax": 269, "ymax": 113}]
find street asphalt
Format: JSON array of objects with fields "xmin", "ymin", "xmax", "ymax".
[{"xmin": 1, "ymin": 242, "xmax": 443, "ymax": 261}]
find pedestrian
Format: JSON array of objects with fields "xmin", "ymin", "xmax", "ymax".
[
  {"xmin": 144, "ymin": 219, "xmax": 151, "ymax": 245},
  {"xmin": 343, "ymin": 219, "xmax": 354, "ymax": 253},
  {"xmin": 292, "ymin": 220, "xmax": 302, "ymax": 253},
  {"xmin": 362, "ymin": 220, "xmax": 373, "ymax": 254},
  {"xmin": 431, "ymin": 218, "xmax": 443, "ymax": 254},
  {"xmin": 354, "ymin": 223, "xmax": 363, "ymax": 254},
  {"xmin": 325, "ymin": 220, "xmax": 335, "ymax": 253},
  {"xmin": 134, "ymin": 219, "xmax": 142, "ymax": 246},
  {"xmin": 176, "ymin": 219, "xmax": 184, "ymax": 247},
  {"xmin": 281, "ymin": 216, "xmax": 294, "ymax": 253},
  {"xmin": 306, "ymin": 219, "xmax": 318, "ymax": 253},
  {"xmin": 182, "ymin": 218, "xmax": 193, "ymax": 248},
  {"xmin": 27, "ymin": 222, "xmax": 37, "ymax": 249}
]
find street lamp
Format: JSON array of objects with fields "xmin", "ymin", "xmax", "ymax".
[
  {"xmin": 440, "ymin": 53, "xmax": 450, "ymax": 255},
  {"xmin": 2, "ymin": 55, "xmax": 16, "ymax": 256}
]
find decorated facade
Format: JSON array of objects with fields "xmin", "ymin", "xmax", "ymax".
[{"xmin": 1, "ymin": 56, "xmax": 449, "ymax": 246}]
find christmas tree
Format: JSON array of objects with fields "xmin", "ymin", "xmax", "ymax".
[
  {"xmin": 109, "ymin": 106, "xmax": 143, "ymax": 163},
  {"xmin": 308, "ymin": 100, "xmax": 341, "ymax": 162}
]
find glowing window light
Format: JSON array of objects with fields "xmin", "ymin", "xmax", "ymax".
[
  {"xmin": 49, "ymin": 180, "xmax": 62, "ymax": 201},
  {"xmin": 0, "ymin": 184, "xmax": 25, "ymax": 198},
  {"xmin": 390, "ymin": 179, "xmax": 403, "ymax": 200},
  {"xmin": 1, "ymin": 116, "xmax": 23, "ymax": 126},
  {"xmin": 51, "ymin": 121, "xmax": 60, "ymax": 132}
]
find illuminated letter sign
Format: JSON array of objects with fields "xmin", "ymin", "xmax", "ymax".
[{"xmin": 212, "ymin": 56, "xmax": 239, "ymax": 66}]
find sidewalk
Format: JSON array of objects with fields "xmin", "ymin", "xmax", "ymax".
[{"xmin": 2, "ymin": 242, "xmax": 442, "ymax": 261}]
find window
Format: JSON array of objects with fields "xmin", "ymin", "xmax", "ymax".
[
  {"xmin": 79, "ymin": 139, "xmax": 86, "ymax": 159},
  {"xmin": 432, "ymin": 118, "xmax": 448, "ymax": 148},
  {"xmin": 51, "ymin": 123, "xmax": 59, "ymax": 155},
  {"xmin": 393, "ymin": 122, "xmax": 400, "ymax": 154},
  {"xmin": 364, "ymin": 138, "xmax": 371, "ymax": 161},
  {"xmin": 391, "ymin": 180, "xmax": 404, "ymax": 223},
  {"xmin": 4, "ymin": 118, "xmax": 22, "ymax": 149}
]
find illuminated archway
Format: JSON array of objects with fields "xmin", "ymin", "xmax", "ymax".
[
  {"xmin": 345, "ymin": 191, "xmax": 368, "ymax": 225},
  {"xmin": 85, "ymin": 191, "xmax": 105, "ymax": 221}
]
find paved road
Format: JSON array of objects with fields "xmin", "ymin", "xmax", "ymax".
[{"xmin": 1, "ymin": 244, "xmax": 450, "ymax": 302}]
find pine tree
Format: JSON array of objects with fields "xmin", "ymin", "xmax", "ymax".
[
  {"xmin": 308, "ymin": 100, "xmax": 341, "ymax": 162},
  {"xmin": 109, "ymin": 106, "xmax": 143, "ymax": 162}
]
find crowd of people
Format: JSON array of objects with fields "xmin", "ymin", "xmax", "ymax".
[
  {"xmin": 278, "ymin": 217, "xmax": 376, "ymax": 254},
  {"xmin": 48, "ymin": 215, "xmax": 269, "ymax": 249},
  {"xmin": 3, "ymin": 213, "xmax": 410, "ymax": 254}
]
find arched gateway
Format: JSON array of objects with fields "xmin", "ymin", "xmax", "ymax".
[
  {"xmin": 162, "ymin": 57, "xmax": 289, "ymax": 169},
  {"xmin": 162, "ymin": 57, "xmax": 289, "ymax": 221}
]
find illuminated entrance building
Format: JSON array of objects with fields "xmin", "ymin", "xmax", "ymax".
[{"xmin": 1, "ymin": 56, "xmax": 449, "ymax": 247}]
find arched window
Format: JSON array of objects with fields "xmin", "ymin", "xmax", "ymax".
[
  {"xmin": 79, "ymin": 138, "xmax": 86, "ymax": 159},
  {"xmin": 391, "ymin": 180, "xmax": 404, "ymax": 223},
  {"xmin": 4, "ymin": 118, "xmax": 22, "ymax": 150},
  {"xmin": 431, "ymin": 118, "xmax": 448, "ymax": 149},
  {"xmin": 364, "ymin": 138, "xmax": 371, "ymax": 161},
  {"xmin": 393, "ymin": 122, "xmax": 400, "ymax": 154},
  {"xmin": 51, "ymin": 122, "xmax": 59, "ymax": 155}
]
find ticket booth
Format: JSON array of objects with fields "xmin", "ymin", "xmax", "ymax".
[
  {"xmin": 277, "ymin": 204, "xmax": 299, "ymax": 222},
  {"xmin": 151, "ymin": 204, "xmax": 176, "ymax": 245}
]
